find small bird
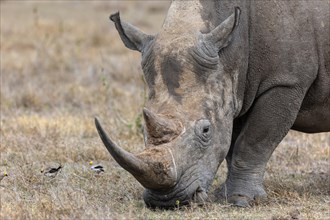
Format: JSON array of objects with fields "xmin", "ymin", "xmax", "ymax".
[
  {"xmin": 41, "ymin": 165, "xmax": 62, "ymax": 177},
  {"xmin": 90, "ymin": 161, "xmax": 105, "ymax": 174},
  {"xmin": 0, "ymin": 171, "xmax": 8, "ymax": 182}
]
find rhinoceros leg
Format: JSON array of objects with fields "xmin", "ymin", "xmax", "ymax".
[
  {"xmin": 225, "ymin": 118, "xmax": 244, "ymax": 173},
  {"xmin": 222, "ymin": 86, "xmax": 307, "ymax": 207}
]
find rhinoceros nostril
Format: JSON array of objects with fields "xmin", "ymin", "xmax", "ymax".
[{"xmin": 193, "ymin": 187, "xmax": 209, "ymax": 205}]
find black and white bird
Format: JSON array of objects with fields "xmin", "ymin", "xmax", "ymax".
[
  {"xmin": 41, "ymin": 165, "xmax": 62, "ymax": 178},
  {"xmin": 90, "ymin": 161, "xmax": 105, "ymax": 174}
]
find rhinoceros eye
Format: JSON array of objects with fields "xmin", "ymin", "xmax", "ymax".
[
  {"xmin": 202, "ymin": 125, "xmax": 210, "ymax": 134},
  {"xmin": 195, "ymin": 119, "xmax": 212, "ymax": 146}
]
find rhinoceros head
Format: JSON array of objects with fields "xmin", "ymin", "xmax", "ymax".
[{"xmin": 96, "ymin": 7, "xmax": 240, "ymax": 208}]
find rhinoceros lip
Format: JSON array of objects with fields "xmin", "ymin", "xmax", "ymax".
[{"xmin": 143, "ymin": 178, "xmax": 201, "ymax": 208}]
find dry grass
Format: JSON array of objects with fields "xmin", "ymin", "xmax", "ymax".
[{"xmin": 1, "ymin": 1, "xmax": 329, "ymax": 219}]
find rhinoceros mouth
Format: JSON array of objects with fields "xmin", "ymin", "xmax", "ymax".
[{"xmin": 143, "ymin": 173, "xmax": 208, "ymax": 208}]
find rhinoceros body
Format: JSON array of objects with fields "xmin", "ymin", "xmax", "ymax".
[{"xmin": 95, "ymin": 0, "xmax": 330, "ymax": 208}]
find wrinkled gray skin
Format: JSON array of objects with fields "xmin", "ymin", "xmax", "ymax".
[{"xmin": 95, "ymin": 0, "xmax": 330, "ymax": 208}]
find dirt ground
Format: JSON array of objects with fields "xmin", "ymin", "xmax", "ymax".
[{"xmin": 1, "ymin": 1, "xmax": 329, "ymax": 219}]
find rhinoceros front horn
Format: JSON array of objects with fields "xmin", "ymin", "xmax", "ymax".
[
  {"xmin": 95, "ymin": 118, "xmax": 177, "ymax": 189},
  {"xmin": 95, "ymin": 118, "xmax": 149, "ymax": 175}
]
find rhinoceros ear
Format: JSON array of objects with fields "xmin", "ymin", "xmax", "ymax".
[
  {"xmin": 110, "ymin": 12, "xmax": 154, "ymax": 52},
  {"xmin": 202, "ymin": 7, "xmax": 240, "ymax": 55}
]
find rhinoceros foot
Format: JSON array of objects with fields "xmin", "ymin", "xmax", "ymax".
[{"xmin": 216, "ymin": 178, "xmax": 267, "ymax": 207}]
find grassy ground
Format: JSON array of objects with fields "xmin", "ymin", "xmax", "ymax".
[{"xmin": 1, "ymin": 1, "xmax": 329, "ymax": 219}]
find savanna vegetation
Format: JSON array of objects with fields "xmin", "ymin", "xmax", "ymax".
[{"xmin": 1, "ymin": 1, "xmax": 329, "ymax": 219}]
